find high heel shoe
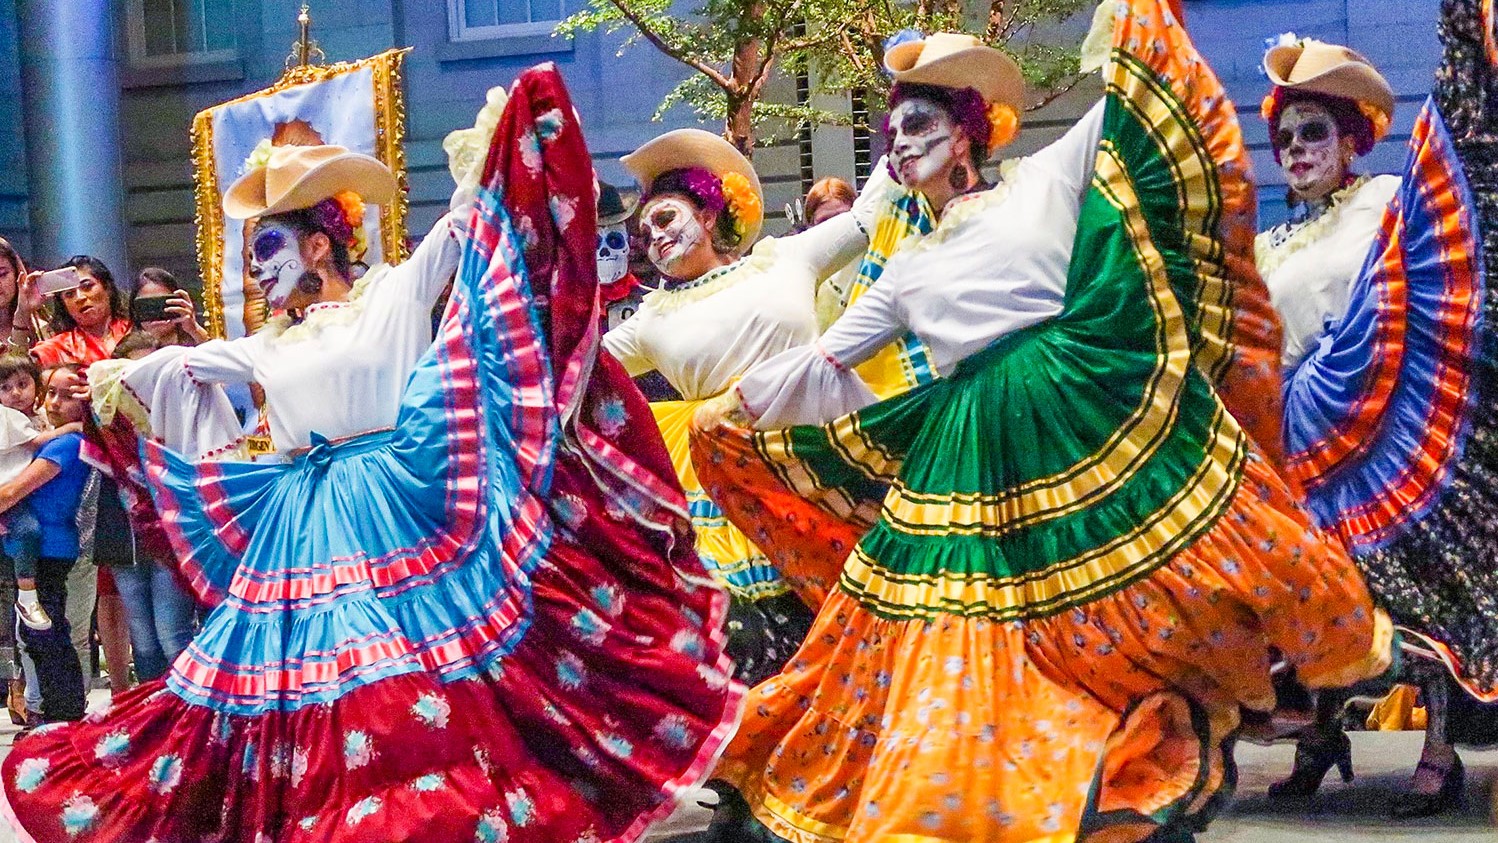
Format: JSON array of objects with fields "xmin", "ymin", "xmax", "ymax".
[
  {"xmin": 1266, "ymin": 730, "xmax": 1353, "ymax": 800},
  {"xmin": 1392, "ymin": 755, "xmax": 1464, "ymax": 819}
]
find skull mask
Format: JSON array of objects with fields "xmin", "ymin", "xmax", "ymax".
[{"xmin": 597, "ymin": 222, "xmax": 629, "ymax": 286}]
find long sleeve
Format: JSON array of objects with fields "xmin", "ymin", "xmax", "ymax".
[
  {"xmin": 736, "ymin": 279, "xmax": 907, "ymax": 428},
  {"xmin": 1026, "ymin": 100, "xmax": 1106, "ymax": 193},
  {"xmin": 601, "ymin": 308, "xmax": 654, "ymax": 377},
  {"xmin": 90, "ymin": 346, "xmax": 247, "ymax": 460},
  {"xmin": 383, "ymin": 211, "xmax": 465, "ymax": 310},
  {"xmin": 768, "ymin": 159, "xmax": 898, "ymax": 281}
]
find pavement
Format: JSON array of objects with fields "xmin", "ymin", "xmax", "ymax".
[{"xmin": 0, "ymin": 709, "xmax": 1491, "ymax": 841}]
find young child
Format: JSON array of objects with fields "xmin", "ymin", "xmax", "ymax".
[{"xmin": 0, "ymin": 355, "xmax": 81, "ymax": 630}]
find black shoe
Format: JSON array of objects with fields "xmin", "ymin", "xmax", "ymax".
[
  {"xmin": 1392, "ymin": 755, "xmax": 1464, "ymax": 819},
  {"xmin": 1267, "ymin": 730, "xmax": 1353, "ymax": 800}
]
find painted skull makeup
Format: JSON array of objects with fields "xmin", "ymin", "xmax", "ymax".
[
  {"xmin": 642, "ymin": 196, "xmax": 708, "ymax": 276},
  {"xmin": 249, "ymin": 221, "xmax": 305, "ymax": 310},
  {"xmin": 597, "ymin": 222, "xmax": 629, "ymax": 286},
  {"xmin": 1275, "ymin": 102, "xmax": 1348, "ymax": 204},
  {"xmin": 888, "ymin": 97, "xmax": 958, "ymax": 188}
]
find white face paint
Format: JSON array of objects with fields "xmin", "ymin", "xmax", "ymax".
[
  {"xmin": 888, "ymin": 97, "xmax": 958, "ymax": 189},
  {"xmin": 249, "ymin": 221, "xmax": 304, "ymax": 311},
  {"xmin": 1275, "ymin": 102, "xmax": 1347, "ymax": 204},
  {"xmin": 597, "ymin": 222, "xmax": 630, "ymax": 286},
  {"xmin": 641, "ymin": 196, "xmax": 708, "ymax": 276}
]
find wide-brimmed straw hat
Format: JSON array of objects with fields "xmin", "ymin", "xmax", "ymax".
[
  {"xmin": 1263, "ymin": 39, "xmax": 1395, "ymax": 120},
  {"xmin": 622, "ymin": 129, "xmax": 764, "ymax": 246},
  {"xmin": 224, "ymin": 144, "xmax": 397, "ymax": 220},
  {"xmin": 884, "ymin": 32, "xmax": 1026, "ymax": 113}
]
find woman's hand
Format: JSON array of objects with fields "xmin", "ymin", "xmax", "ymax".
[
  {"xmin": 166, "ymin": 288, "xmax": 210, "ymax": 343},
  {"xmin": 14, "ymin": 271, "xmax": 43, "ymax": 322}
]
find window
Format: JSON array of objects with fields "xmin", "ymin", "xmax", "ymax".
[
  {"xmin": 127, "ymin": 0, "xmax": 238, "ymax": 66},
  {"xmin": 449, "ymin": 0, "xmax": 565, "ymax": 42}
]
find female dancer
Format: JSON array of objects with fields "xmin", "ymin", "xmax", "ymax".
[
  {"xmin": 602, "ymin": 131, "xmax": 887, "ymax": 683},
  {"xmin": 692, "ymin": 3, "xmax": 1390, "ymax": 839},
  {"xmin": 1263, "ymin": 5, "xmax": 1498, "ymax": 815},
  {"xmin": 1, "ymin": 65, "xmax": 740, "ymax": 843}
]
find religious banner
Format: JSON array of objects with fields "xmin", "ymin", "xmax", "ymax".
[{"xmin": 191, "ymin": 49, "xmax": 410, "ymax": 339}]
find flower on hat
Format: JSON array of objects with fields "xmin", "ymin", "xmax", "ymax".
[
  {"xmin": 720, "ymin": 171, "xmax": 760, "ymax": 244},
  {"xmin": 1357, "ymin": 101, "xmax": 1391, "ymax": 141},
  {"xmin": 985, "ymin": 103, "xmax": 1019, "ymax": 152},
  {"xmin": 243, "ymin": 138, "xmax": 275, "ymax": 175}
]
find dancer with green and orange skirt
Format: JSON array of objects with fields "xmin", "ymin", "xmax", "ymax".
[{"xmin": 689, "ymin": 1, "xmax": 1390, "ymax": 840}]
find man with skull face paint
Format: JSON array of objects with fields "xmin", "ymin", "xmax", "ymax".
[
  {"xmin": 1260, "ymin": 27, "xmax": 1498, "ymax": 817},
  {"xmin": 602, "ymin": 129, "xmax": 896, "ymax": 687},
  {"xmin": 4, "ymin": 69, "xmax": 743, "ymax": 843},
  {"xmin": 691, "ymin": 6, "xmax": 1392, "ymax": 841}
]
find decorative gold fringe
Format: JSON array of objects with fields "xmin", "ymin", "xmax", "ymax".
[{"xmin": 192, "ymin": 48, "xmax": 413, "ymax": 339}]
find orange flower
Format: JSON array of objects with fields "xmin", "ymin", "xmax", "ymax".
[
  {"xmin": 720, "ymin": 171, "xmax": 761, "ymax": 243},
  {"xmin": 986, "ymin": 103, "xmax": 1020, "ymax": 153}
]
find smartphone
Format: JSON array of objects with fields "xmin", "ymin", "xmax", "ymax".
[
  {"xmin": 131, "ymin": 294, "xmax": 174, "ymax": 324},
  {"xmin": 36, "ymin": 267, "xmax": 81, "ymax": 296}
]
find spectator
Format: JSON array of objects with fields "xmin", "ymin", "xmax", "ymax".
[
  {"xmin": 0, "ymin": 355, "xmax": 82, "ymax": 631},
  {"xmin": 803, "ymin": 176, "xmax": 857, "ymax": 227},
  {"xmin": 0, "ymin": 237, "xmax": 41, "ymax": 354},
  {"xmin": 23, "ymin": 255, "xmax": 132, "ymax": 369},
  {"xmin": 0, "ymin": 365, "xmax": 91, "ymax": 724},
  {"xmin": 94, "ymin": 331, "xmax": 198, "ymax": 682},
  {"xmin": 131, "ymin": 268, "xmax": 208, "ymax": 347},
  {"xmin": 801, "ymin": 177, "xmax": 860, "ymax": 331}
]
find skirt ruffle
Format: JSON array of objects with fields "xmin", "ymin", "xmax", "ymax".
[
  {"xmin": 716, "ymin": 456, "xmax": 1390, "ymax": 843},
  {"xmin": 653, "ymin": 400, "xmax": 815, "ymax": 685}
]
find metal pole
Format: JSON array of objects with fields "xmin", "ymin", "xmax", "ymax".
[{"xmin": 16, "ymin": 0, "xmax": 130, "ymax": 275}]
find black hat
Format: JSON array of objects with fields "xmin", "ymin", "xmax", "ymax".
[{"xmin": 598, "ymin": 182, "xmax": 639, "ymax": 226}]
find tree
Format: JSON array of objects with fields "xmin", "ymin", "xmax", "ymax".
[{"xmin": 558, "ymin": 0, "xmax": 1095, "ymax": 156}]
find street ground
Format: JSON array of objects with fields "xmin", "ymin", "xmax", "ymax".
[{"xmin": 0, "ymin": 705, "xmax": 1490, "ymax": 841}]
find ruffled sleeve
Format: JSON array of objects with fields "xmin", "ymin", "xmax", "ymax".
[
  {"xmin": 735, "ymin": 279, "xmax": 904, "ymax": 428},
  {"xmin": 601, "ymin": 301, "xmax": 654, "ymax": 376},
  {"xmin": 90, "ymin": 345, "xmax": 248, "ymax": 460}
]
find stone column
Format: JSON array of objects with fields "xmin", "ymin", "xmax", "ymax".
[{"xmin": 16, "ymin": 0, "xmax": 129, "ymax": 274}]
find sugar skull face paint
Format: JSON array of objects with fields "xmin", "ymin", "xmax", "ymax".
[
  {"xmin": 888, "ymin": 97, "xmax": 958, "ymax": 189},
  {"xmin": 1275, "ymin": 101, "xmax": 1348, "ymax": 204},
  {"xmin": 249, "ymin": 222, "xmax": 304, "ymax": 311},
  {"xmin": 641, "ymin": 196, "xmax": 708, "ymax": 276},
  {"xmin": 597, "ymin": 222, "xmax": 629, "ymax": 286}
]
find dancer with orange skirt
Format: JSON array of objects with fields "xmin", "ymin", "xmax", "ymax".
[{"xmin": 691, "ymin": 2, "xmax": 1391, "ymax": 840}]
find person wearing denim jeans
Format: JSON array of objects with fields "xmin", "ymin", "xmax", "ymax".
[{"xmin": 111, "ymin": 559, "xmax": 194, "ymax": 680}]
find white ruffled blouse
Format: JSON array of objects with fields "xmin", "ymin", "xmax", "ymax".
[
  {"xmin": 1256, "ymin": 175, "xmax": 1399, "ymax": 372},
  {"xmin": 601, "ymin": 217, "xmax": 872, "ymax": 401},
  {"xmin": 91, "ymin": 214, "xmax": 463, "ymax": 457},
  {"xmin": 735, "ymin": 101, "xmax": 1106, "ymax": 429}
]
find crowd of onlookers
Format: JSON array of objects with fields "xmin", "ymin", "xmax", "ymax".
[{"xmin": 0, "ymin": 236, "xmax": 204, "ymax": 729}]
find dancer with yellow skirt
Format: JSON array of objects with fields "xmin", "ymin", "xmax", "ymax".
[
  {"xmin": 602, "ymin": 134, "xmax": 892, "ymax": 683},
  {"xmin": 691, "ymin": 2, "xmax": 1392, "ymax": 839}
]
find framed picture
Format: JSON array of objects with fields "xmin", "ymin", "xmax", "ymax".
[{"xmin": 191, "ymin": 49, "xmax": 410, "ymax": 339}]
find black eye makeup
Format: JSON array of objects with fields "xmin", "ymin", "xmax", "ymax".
[
  {"xmin": 1274, "ymin": 118, "xmax": 1334, "ymax": 150},
  {"xmin": 603, "ymin": 231, "xmax": 628, "ymax": 250},
  {"xmin": 252, "ymin": 229, "xmax": 288, "ymax": 263}
]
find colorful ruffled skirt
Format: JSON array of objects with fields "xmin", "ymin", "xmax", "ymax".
[
  {"xmin": 2, "ymin": 66, "xmax": 741, "ymax": 843},
  {"xmin": 653, "ymin": 400, "xmax": 814, "ymax": 686},
  {"xmin": 692, "ymin": 3, "xmax": 1390, "ymax": 839},
  {"xmin": 1282, "ymin": 0, "xmax": 1498, "ymax": 705}
]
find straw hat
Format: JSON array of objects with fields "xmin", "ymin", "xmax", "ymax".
[
  {"xmin": 622, "ymin": 129, "xmax": 764, "ymax": 245},
  {"xmin": 884, "ymin": 32, "xmax": 1026, "ymax": 113},
  {"xmin": 1263, "ymin": 40, "xmax": 1395, "ymax": 120},
  {"xmin": 224, "ymin": 144, "xmax": 397, "ymax": 220}
]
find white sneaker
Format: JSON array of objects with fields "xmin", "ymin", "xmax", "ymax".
[{"xmin": 16, "ymin": 601, "xmax": 51, "ymax": 631}]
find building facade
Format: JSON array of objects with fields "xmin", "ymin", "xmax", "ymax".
[{"xmin": 0, "ymin": 0, "xmax": 1443, "ymax": 289}]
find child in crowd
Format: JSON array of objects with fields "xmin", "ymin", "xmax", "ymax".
[{"xmin": 0, "ymin": 355, "xmax": 81, "ymax": 630}]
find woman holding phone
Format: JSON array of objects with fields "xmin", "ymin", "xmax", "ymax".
[
  {"xmin": 131, "ymin": 268, "xmax": 208, "ymax": 347},
  {"xmin": 24, "ymin": 255, "xmax": 132, "ymax": 369}
]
